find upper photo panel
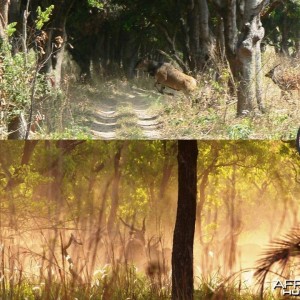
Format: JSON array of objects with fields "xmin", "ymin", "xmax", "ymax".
[{"xmin": 0, "ymin": 1, "xmax": 298, "ymax": 140}]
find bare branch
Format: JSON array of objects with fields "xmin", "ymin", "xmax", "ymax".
[{"xmin": 119, "ymin": 217, "xmax": 135, "ymax": 231}]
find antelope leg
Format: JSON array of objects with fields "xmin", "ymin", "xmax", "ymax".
[{"xmin": 155, "ymin": 82, "xmax": 165, "ymax": 94}]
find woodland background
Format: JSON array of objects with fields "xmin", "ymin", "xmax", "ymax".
[
  {"xmin": 0, "ymin": 140, "xmax": 299, "ymax": 299},
  {"xmin": 0, "ymin": 0, "xmax": 299, "ymax": 139}
]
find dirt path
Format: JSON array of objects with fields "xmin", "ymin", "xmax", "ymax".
[{"xmin": 85, "ymin": 83, "xmax": 164, "ymax": 139}]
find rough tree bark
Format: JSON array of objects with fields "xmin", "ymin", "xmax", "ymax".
[
  {"xmin": 187, "ymin": 0, "xmax": 200, "ymax": 71},
  {"xmin": 39, "ymin": 0, "xmax": 75, "ymax": 87},
  {"xmin": 172, "ymin": 140, "xmax": 198, "ymax": 300},
  {"xmin": 7, "ymin": 113, "xmax": 27, "ymax": 139},
  {"xmin": 189, "ymin": 0, "xmax": 212, "ymax": 71},
  {"xmin": 236, "ymin": 11, "xmax": 265, "ymax": 114},
  {"xmin": 214, "ymin": 0, "xmax": 268, "ymax": 115},
  {"xmin": 198, "ymin": 0, "xmax": 213, "ymax": 66},
  {"xmin": 0, "ymin": 0, "xmax": 9, "ymax": 40}
]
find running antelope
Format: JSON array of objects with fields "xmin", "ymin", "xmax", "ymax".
[
  {"xmin": 266, "ymin": 64, "xmax": 300, "ymax": 96},
  {"xmin": 135, "ymin": 58, "xmax": 197, "ymax": 96}
]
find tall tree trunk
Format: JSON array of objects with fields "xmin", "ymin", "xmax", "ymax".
[
  {"xmin": 237, "ymin": 13, "xmax": 265, "ymax": 115},
  {"xmin": 42, "ymin": 0, "xmax": 75, "ymax": 87},
  {"xmin": 216, "ymin": 0, "xmax": 267, "ymax": 115},
  {"xmin": 187, "ymin": 0, "xmax": 200, "ymax": 71},
  {"xmin": 0, "ymin": 0, "xmax": 9, "ymax": 41},
  {"xmin": 21, "ymin": 140, "xmax": 38, "ymax": 164},
  {"xmin": 295, "ymin": 34, "xmax": 300, "ymax": 58},
  {"xmin": 255, "ymin": 40, "xmax": 265, "ymax": 112},
  {"xmin": 172, "ymin": 140, "xmax": 198, "ymax": 300},
  {"xmin": 223, "ymin": 164, "xmax": 243, "ymax": 274},
  {"xmin": 121, "ymin": 31, "xmax": 139, "ymax": 79},
  {"xmin": 198, "ymin": 0, "xmax": 212, "ymax": 69},
  {"xmin": 107, "ymin": 145, "xmax": 123, "ymax": 242},
  {"xmin": 216, "ymin": 16, "xmax": 225, "ymax": 59},
  {"xmin": 8, "ymin": 0, "xmax": 20, "ymax": 23},
  {"xmin": 159, "ymin": 142, "xmax": 176, "ymax": 200},
  {"xmin": 188, "ymin": 0, "xmax": 213, "ymax": 72},
  {"xmin": 281, "ymin": 7, "xmax": 289, "ymax": 55}
]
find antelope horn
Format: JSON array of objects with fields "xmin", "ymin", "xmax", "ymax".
[
  {"xmin": 266, "ymin": 63, "xmax": 281, "ymax": 77},
  {"xmin": 119, "ymin": 217, "xmax": 135, "ymax": 231},
  {"xmin": 149, "ymin": 236, "xmax": 160, "ymax": 248},
  {"xmin": 271, "ymin": 63, "xmax": 281, "ymax": 70}
]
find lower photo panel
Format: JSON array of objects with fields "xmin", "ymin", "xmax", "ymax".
[{"xmin": 0, "ymin": 140, "xmax": 299, "ymax": 299}]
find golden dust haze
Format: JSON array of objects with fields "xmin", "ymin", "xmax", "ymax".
[{"xmin": 0, "ymin": 140, "xmax": 299, "ymax": 296}]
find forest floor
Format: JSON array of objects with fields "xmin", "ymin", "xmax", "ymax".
[
  {"xmin": 71, "ymin": 80, "xmax": 165, "ymax": 139},
  {"xmin": 68, "ymin": 74, "xmax": 298, "ymax": 140}
]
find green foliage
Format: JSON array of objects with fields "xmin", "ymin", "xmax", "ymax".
[
  {"xmin": 35, "ymin": 5, "xmax": 54, "ymax": 30},
  {"xmin": 5, "ymin": 22, "xmax": 17, "ymax": 37},
  {"xmin": 264, "ymin": 0, "xmax": 300, "ymax": 53},
  {"xmin": 49, "ymin": 125, "xmax": 92, "ymax": 139},
  {"xmin": 120, "ymin": 187, "xmax": 149, "ymax": 218},
  {"xmin": 195, "ymin": 281, "xmax": 264, "ymax": 300},
  {"xmin": 0, "ymin": 47, "xmax": 48, "ymax": 118},
  {"xmin": 0, "ymin": 264, "xmax": 170, "ymax": 299},
  {"xmin": 227, "ymin": 122, "xmax": 252, "ymax": 139},
  {"xmin": 88, "ymin": 0, "xmax": 104, "ymax": 10}
]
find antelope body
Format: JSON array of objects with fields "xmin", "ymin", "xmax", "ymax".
[
  {"xmin": 123, "ymin": 219, "xmax": 146, "ymax": 270},
  {"xmin": 120, "ymin": 218, "xmax": 171, "ymax": 275},
  {"xmin": 135, "ymin": 58, "xmax": 197, "ymax": 94},
  {"xmin": 266, "ymin": 64, "xmax": 300, "ymax": 93}
]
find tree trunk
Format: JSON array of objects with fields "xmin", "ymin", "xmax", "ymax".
[
  {"xmin": 42, "ymin": 0, "xmax": 75, "ymax": 87},
  {"xmin": 21, "ymin": 140, "xmax": 38, "ymax": 164},
  {"xmin": 187, "ymin": 0, "xmax": 200, "ymax": 71},
  {"xmin": 217, "ymin": 0, "xmax": 267, "ymax": 115},
  {"xmin": 281, "ymin": 7, "xmax": 289, "ymax": 55},
  {"xmin": 216, "ymin": 16, "xmax": 225, "ymax": 60},
  {"xmin": 255, "ymin": 40, "xmax": 265, "ymax": 112},
  {"xmin": 8, "ymin": 0, "xmax": 20, "ymax": 23},
  {"xmin": 7, "ymin": 112, "xmax": 27, "ymax": 140},
  {"xmin": 198, "ymin": 0, "xmax": 212, "ymax": 69},
  {"xmin": 295, "ymin": 33, "xmax": 300, "ymax": 58},
  {"xmin": 121, "ymin": 31, "xmax": 139, "ymax": 79},
  {"xmin": 159, "ymin": 142, "xmax": 176, "ymax": 200},
  {"xmin": 107, "ymin": 145, "xmax": 123, "ymax": 242},
  {"xmin": 0, "ymin": 0, "xmax": 9, "ymax": 41},
  {"xmin": 236, "ymin": 13, "xmax": 265, "ymax": 115},
  {"xmin": 172, "ymin": 140, "xmax": 198, "ymax": 300},
  {"xmin": 197, "ymin": 169, "xmax": 209, "ymax": 242}
]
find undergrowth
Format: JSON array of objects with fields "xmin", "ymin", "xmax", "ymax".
[
  {"xmin": 0, "ymin": 271, "xmax": 281, "ymax": 299},
  {"xmin": 67, "ymin": 52, "xmax": 299, "ymax": 140},
  {"xmin": 2, "ymin": 48, "xmax": 298, "ymax": 139}
]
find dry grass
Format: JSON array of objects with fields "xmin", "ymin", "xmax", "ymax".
[
  {"xmin": 0, "ymin": 224, "xmax": 172, "ymax": 299},
  {"xmin": 0, "ymin": 231, "xmax": 279, "ymax": 299},
  {"xmin": 24, "ymin": 49, "xmax": 298, "ymax": 140}
]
